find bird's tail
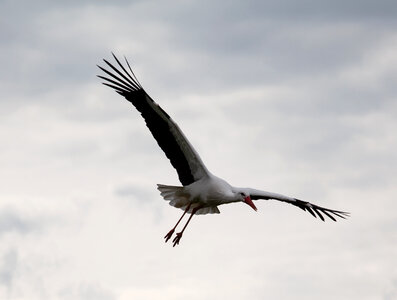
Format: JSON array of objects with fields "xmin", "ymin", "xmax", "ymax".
[
  {"xmin": 157, "ymin": 184, "xmax": 189, "ymax": 208},
  {"xmin": 157, "ymin": 184, "xmax": 220, "ymax": 214}
]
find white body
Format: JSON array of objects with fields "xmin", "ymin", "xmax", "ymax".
[{"xmin": 158, "ymin": 173, "xmax": 241, "ymax": 215}]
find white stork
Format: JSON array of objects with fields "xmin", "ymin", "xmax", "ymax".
[{"xmin": 97, "ymin": 54, "xmax": 349, "ymax": 247}]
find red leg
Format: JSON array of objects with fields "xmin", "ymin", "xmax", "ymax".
[
  {"xmin": 172, "ymin": 206, "xmax": 202, "ymax": 247},
  {"xmin": 164, "ymin": 204, "xmax": 191, "ymax": 243}
]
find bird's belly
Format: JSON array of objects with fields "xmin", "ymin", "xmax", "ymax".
[{"xmin": 185, "ymin": 176, "xmax": 232, "ymax": 207}]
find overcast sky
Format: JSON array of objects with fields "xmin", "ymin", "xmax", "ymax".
[{"xmin": 1, "ymin": 0, "xmax": 396, "ymax": 299}]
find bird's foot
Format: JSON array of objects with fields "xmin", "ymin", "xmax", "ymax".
[
  {"xmin": 172, "ymin": 232, "xmax": 183, "ymax": 247},
  {"xmin": 164, "ymin": 229, "xmax": 175, "ymax": 243}
]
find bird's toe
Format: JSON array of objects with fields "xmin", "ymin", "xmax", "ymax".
[
  {"xmin": 172, "ymin": 232, "xmax": 183, "ymax": 247},
  {"xmin": 164, "ymin": 229, "xmax": 175, "ymax": 243}
]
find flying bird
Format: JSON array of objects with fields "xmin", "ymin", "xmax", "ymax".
[{"xmin": 97, "ymin": 54, "xmax": 349, "ymax": 247}]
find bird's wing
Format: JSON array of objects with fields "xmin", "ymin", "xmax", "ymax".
[
  {"xmin": 245, "ymin": 188, "xmax": 349, "ymax": 222},
  {"xmin": 97, "ymin": 54, "xmax": 210, "ymax": 186}
]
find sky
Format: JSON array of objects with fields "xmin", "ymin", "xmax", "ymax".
[{"xmin": 1, "ymin": 0, "xmax": 396, "ymax": 299}]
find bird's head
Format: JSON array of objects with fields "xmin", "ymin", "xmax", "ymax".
[{"xmin": 237, "ymin": 191, "xmax": 257, "ymax": 211}]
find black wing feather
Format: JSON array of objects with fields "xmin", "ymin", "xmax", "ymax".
[
  {"xmin": 97, "ymin": 55, "xmax": 197, "ymax": 186},
  {"xmin": 292, "ymin": 198, "xmax": 349, "ymax": 222}
]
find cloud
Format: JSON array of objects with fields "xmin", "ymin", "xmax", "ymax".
[
  {"xmin": 0, "ymin": 209, "xmax": 42, "ymax": 237},
  {"xmin": 0, "ymin": 250, "xmax": 18, "ymax": 290},
  {"xmin": 0, "ymin": 0, "xmax": 396, "ymax": 299}
]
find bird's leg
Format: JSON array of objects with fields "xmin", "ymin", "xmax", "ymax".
[
  {"xmin": 172, "ymin": 206, "xmax": 202, "ymax": 247},
  {"xmin": 164, "ymin": 204, "xmax": 191, "ymax": 243}
]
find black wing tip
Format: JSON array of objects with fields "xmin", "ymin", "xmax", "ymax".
[
  {"xmin": 294, "ymin": 198, "xmax": 350, "ymax": 222},
  {"xmin": 97, "ymin": 53, "xmax": 143, "ymax": 94}
]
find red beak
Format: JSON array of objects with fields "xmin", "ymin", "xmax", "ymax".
[{"xmin": 244, "ymin": 196, "xmax": 257, "ymax": 211}]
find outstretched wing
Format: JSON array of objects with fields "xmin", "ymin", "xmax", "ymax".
[
  {"xmin": 97, "ymin": 53, "xmax": 210, "ymax": 186},
  {"xmin": 245, "ymin": 188, "xmax": 349, "ymax": 221}
]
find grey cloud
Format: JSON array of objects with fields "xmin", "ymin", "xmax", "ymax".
[
  {"xmin": 0, "ymin": 209, "xmax": 37, "ymax": 237},
  {"xmin": 2, "ymin": 0, "xmax": 395, "ymax": 111},
  {"xmin": 0, "ymin": 250, "xmax": 18, "ymax": 290},
  {"xmin": 0, "ymin": 208, "xmax": 65, "ymax": 240}
]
